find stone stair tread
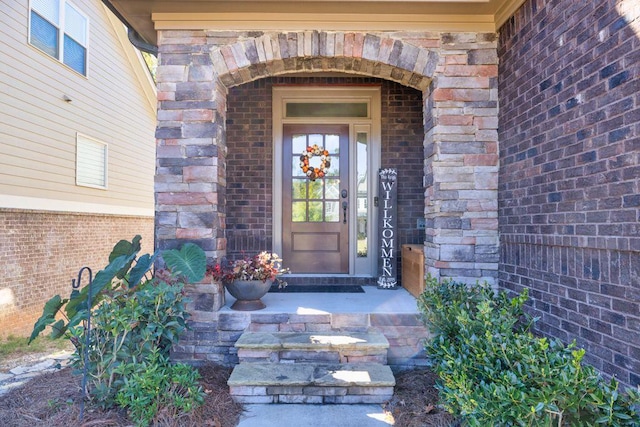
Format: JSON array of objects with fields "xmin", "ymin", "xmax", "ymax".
[
  {"xmin": 234, "ymin": 331, "xmax": 389, "ymax": 350},
  {"xmin": 228, "ymin": 363, "xmax": 395, "ymax": 387}
]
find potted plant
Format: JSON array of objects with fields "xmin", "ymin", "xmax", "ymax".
[{"xmin": 207, "ymin": 252, "xmax": 288, "ymax": 311}]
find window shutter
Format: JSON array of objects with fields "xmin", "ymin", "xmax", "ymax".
[{"xmin": 76, "ymin": 135, "xmax": 107, "ymax": 188}]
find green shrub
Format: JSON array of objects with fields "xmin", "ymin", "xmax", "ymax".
[
  {"xmin": 418, "ymin": 277, "xmax": 640, "ymax": 426},
  {"xmin": 68, "ymin": 275, "xmax": 192, "ymax": 403},
  {"xmin": 29, "ymin": 236, "xmax": 207, "ymax": 419},
  {"xmin": 114, "ymin": 349, "xmax": 204, "ymax": 427}
]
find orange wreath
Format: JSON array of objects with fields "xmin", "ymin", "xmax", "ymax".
[{"xmin": 299, "ymin": 144, "xmax": 331, "ymax": 181}]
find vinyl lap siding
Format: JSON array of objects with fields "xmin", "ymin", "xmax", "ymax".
[{"xmin": 0, "ymin": 0, "xmax": 155, "ymax": 213}]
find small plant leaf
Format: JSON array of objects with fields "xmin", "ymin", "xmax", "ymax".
[
  {"xmin": 49, "ymin": 319, "xmax": 67, "ymax": 339},
  {"xmin": 162, "ymin": 243, "xmax": 206, "ymax": 283},
  {"xmin": 110, "ymin": 235, "xmax": 142, "ymax": 279},
  {"xmin": 29, "ymin": 295, "xmax": 65, "ymax": 344},
  {"xmin": 127, "ymin": 252, "xmax": 157, "ymax": 288}
]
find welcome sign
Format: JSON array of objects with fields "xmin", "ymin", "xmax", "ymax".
[{"xmin": 377, "ymin": 168, "xmax": 398, "ymax": 289}]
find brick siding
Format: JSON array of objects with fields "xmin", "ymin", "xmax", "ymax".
[
  {"xmin": 498, "ymin": 0, "xmax": 640, "ymax": 387},
  {"xmin": 225, "ymin": 76, "xmax": 425, "ymax": 261},
  {"xmin": 0, "ymin": 209, "xmax": 153, "ymax": 337}
]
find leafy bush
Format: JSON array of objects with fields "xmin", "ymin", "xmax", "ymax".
[
  {"xmin": 114, "ymin": 349, "xmax": 204, "ymax": 427},
  {"xmin": 418, "ymin": 277, "xmax": 640, "ymax": 426},
  {"xmin": 68, "ymin": 276, "xmax": 191, "ymax": 403},
  {"xmin": 29, "ymin": 236, "xmax": 207, "ymax": 422}
]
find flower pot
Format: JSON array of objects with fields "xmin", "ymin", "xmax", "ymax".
[{"xmin": 225, "ymin": 279, "xmax": 273, "ymax": 311}]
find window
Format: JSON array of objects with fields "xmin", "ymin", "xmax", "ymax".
[
  {"xmin": 29, "ymin": 0, "xmax": 88, "ymax": 75},
  {"xmin": 76, "ymin": 134, "xmax": 107, "ymax": 189}
]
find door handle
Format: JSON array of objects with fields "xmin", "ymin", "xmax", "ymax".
[{"xmin": 342, "ymin": 201, "xmax": 347, "ymax": 224}]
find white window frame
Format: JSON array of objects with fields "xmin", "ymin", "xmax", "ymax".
[
  {"xmin": 76, "ymin": 133, "xmax": 108, "ymax": 189},
  {"xmin": 28, "ymin": 0, "xmax": 90, "ymax": 76}
]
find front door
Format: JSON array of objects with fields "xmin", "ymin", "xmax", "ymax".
[{"xmin": 282, "ymin": 124, "xmax": 349, "ymax": 273}]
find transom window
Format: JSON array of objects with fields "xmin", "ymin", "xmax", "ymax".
[{"xmin": 29, "ymin": 0, "xmax": 88, "ymax": 75}]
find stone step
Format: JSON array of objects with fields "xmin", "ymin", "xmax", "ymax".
[
  {"xmin": 228, "ymin": 362, "xmax": 395, "ymax": 404},
  {"xmin": 235, "ymin": 331, "xmax": 389, "ymax": 364}
]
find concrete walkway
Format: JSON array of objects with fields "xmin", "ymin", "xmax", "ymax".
[
  {"xmin": 0, "ymin": 350, "xmax": 73, "ymax": 397},
  {"xmin": 237, "ymin": 403, "xmax": 394, "ymax": 426}
]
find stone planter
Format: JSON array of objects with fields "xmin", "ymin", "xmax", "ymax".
[{"xmin": 225, "ymin": 279, "xmax": 273, "ymax": 311}]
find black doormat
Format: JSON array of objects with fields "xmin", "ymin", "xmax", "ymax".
[{"xmin": 269, "ymin": 284, "xmax": 365, "ymax": 293}]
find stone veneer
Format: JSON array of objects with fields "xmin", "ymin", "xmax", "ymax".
[
  {"xmin": 155, "ymin": 29, "xmax": 499, "ymax": 368},
  {"xmin": 173, "ymin": 311, "xmax": 430, "ymax": 370}
]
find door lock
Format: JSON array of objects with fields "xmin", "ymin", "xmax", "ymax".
[
  {"xmin": 342, "ymin": 201, "xmax": 347, "ymax": 224},
  {"xmin": 341, "ymin": 189, "xmax": 348, "ymax": 198}
]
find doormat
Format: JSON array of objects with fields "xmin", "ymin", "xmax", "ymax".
[{"xmin": 269, "ymin": 285, "xmax": 365, "ymax": 293}]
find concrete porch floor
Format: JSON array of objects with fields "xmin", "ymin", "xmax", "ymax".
[{"xmin": 221, "ymin": 286, "xmax": 421, "ymax": 315}]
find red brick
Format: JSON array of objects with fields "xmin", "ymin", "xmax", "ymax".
[
  {"xmin": 444, "ymin": 64, "xmax": 498, "ymax": 77},
  {"xmin": 343, "ymin": 33, "xmax": 354, "ymax": 57},
  {"xmin": 439, "ymin": 115, "xmax": 474, "ymax": 126},
  {"xmin": 176, "ymin": 228, "xmax": 213, "ymax": 239},
  {"xmin": 220, "ymin": 46, "xmax": 238, "ymax": 72},
  {"xmin": 353, "ymin": 33, "xmax": 365, "ymax": 58},
  {"xmin": 184, "ymin": 166, "xmax": 215, "ymax": 182},
  {"xmin": 433, "ymin": 88, "xmax": 490, "ymax": 102},
  {"xmin": 464, "ymin": 154, "xmax": 499, "ymax": 166},
  {"xmin": 444, "ymin": 54, "xmax": 467, "ymax": 65},
  {"xmin": 0, "ymin": 210, "xmax": 153, "ymax": 337},
  {"xmin": 157, "ymin": 192, "xmax": 216, "ymax": 205}
]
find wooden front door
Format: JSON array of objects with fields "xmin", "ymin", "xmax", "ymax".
[{"xmin": 282, "ymin": 124, "xmax": 349, "ymax": 273}]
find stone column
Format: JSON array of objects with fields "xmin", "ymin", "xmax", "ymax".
[
  {"xmin": 423, "ymin": 33, "xmax": 499, "ymax": 285},
  {"xmin": 155, "ymin": 30, "xmax": 228, "ymax": 312}
]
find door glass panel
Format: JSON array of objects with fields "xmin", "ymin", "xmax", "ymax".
[
  {"xmin": 292, "ymin": 180, "xmax": 307, "ymax": 199},
  {"xmin": 308, "ymin": 180, "xmax": 323, "ymax": 199},
  {"xmin": 325, "ymin": 201, "xmax": 339, "ymax": 222},
  {"xmin": 308, "ymin": 201, "xmax": 323, "ymax": 222},
  {"xmin": 325, "ymin": 135, "xmax": 339, "ymax": 154},
  {"xmin": 286, "ymin": 102, "xmax": 368, "ymax": 118},
  {"xmin": 292, "ymin": 156, "xmax": 306, "ymax": 177},
  {"xmin": 356, "ymin": 132, "xmax": 368, "ymax": 257},
  {"xmin": 325, "ymin": 179, "xmax": 339, "ymax": 199},
  {"xmin": 327, "ymin": 154, "xmax": 339, "ymax": 176},
  {"xmin": 292, "ymin": 134, "xmax": 307, "ymax": 153},
  {"xmin": 292, "ymin": 201, "xmax": 307, "ymax": 222},
  {"xmin": 308, "ymin": 134, "xmax": 323, "ymax": 147}
]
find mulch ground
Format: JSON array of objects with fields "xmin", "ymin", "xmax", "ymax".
[{"xmin": 0, "ymin": 365, "xmax": 454, "ymax": 426}]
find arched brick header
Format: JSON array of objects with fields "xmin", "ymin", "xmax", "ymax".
[{"xmin": 208, "ymin": 32, "xmax": 439, "ymax": 91}]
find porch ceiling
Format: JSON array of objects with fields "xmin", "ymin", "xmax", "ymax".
[{"xmin": 103, "ymin": 0, "xmax": 525, "ymax": 46}]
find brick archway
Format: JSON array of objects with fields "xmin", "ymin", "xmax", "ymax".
[
  {"xmin": 209, "ymin": 32, "xmax": 439, "ymax": 91},
  {"xmin": 155, "ymin": 30, "xmax": 500, "ymax": 310}
]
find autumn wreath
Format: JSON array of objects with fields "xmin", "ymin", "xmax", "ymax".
[{"xmin": 299, "ymin": 144, "xmax": 331, "ymax": 181}]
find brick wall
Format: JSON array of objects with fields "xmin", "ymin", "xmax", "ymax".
[
  {"xmin": 0, "ymin": 210, "xmax": 154, "ymax": 338},
  {"xmin": 498, "ymin": 0, "xmax": 640, "ymax": 387},
  {"xmin": 225, "ymin": 76, "xmax": 424, "ymax": 260}
]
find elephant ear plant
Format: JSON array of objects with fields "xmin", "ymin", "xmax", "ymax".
[{"xmin": 28, "ymin": 236, "xmax": 207, "ymax": 426}]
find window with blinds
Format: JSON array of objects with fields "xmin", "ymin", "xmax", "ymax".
[
  {"xmin": 29, "ymin": 0, "xmax": 88, "ymax": 75},
  {"xmin": 76, "ymin": 134, "xmax": 107, "ymax": 189}
]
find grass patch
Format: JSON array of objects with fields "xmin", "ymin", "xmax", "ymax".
[{"xmin": 0, "ymin": 335, "xmax": 71, "ymax": 359}]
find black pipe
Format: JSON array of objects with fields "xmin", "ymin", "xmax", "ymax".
[{"xmin": 101, "ymin": 0, "xmax": 158, "ymax": 55}]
